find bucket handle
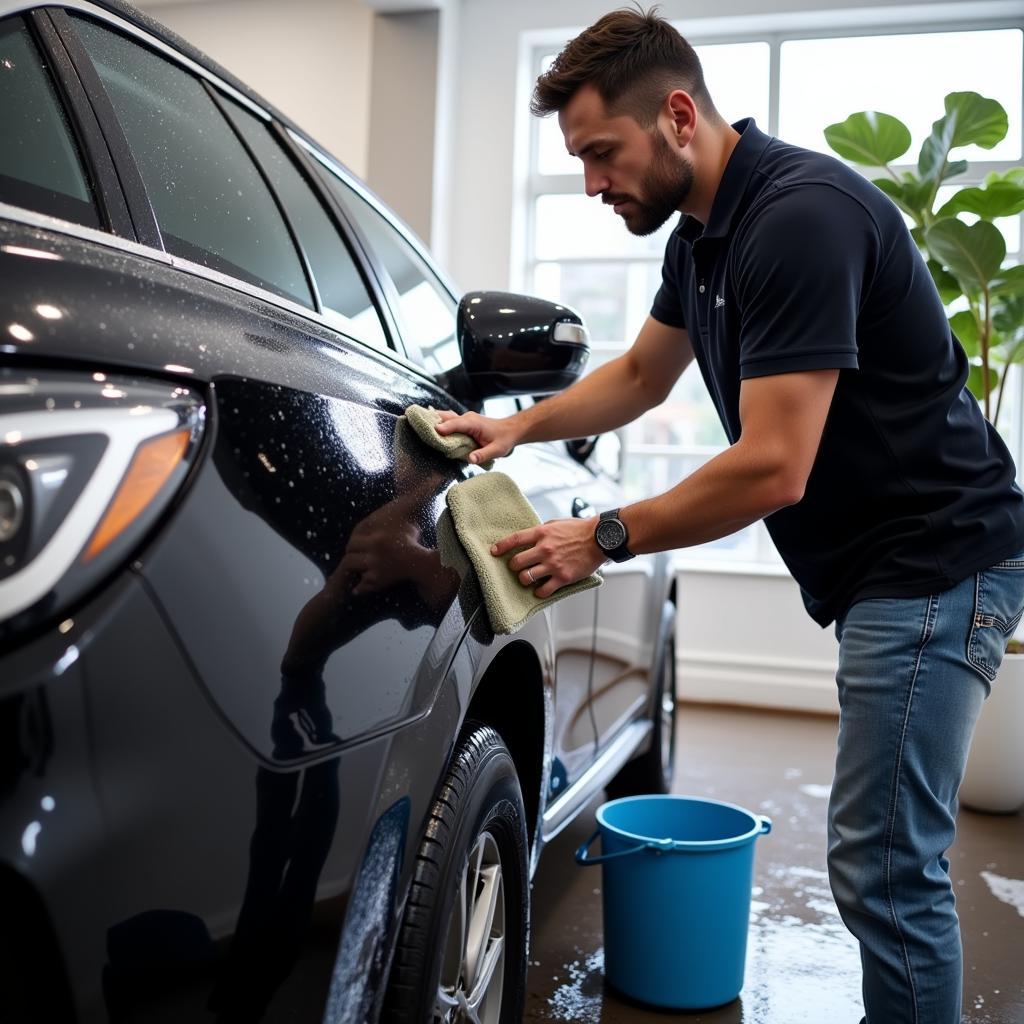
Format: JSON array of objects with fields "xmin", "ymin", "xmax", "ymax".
[
  {"xmin": 574, "ymin": 815, "xmax": 772, "ymax": 866},
  {"xmin": 574, "ymin": 829, "xmax": 679, "ymax": 866}
]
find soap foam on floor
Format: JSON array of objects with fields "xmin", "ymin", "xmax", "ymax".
[{"xmin": 980, "ymin": 870, "xmax": 1024, "ymax": 919}]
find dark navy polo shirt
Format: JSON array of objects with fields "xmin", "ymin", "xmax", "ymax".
[{"xmin": 651, "ymin": 118, "xmax": 1024, "ymax": 627}]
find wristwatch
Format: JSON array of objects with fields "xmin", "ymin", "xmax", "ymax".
[{"xmin": 594, "ymin": 508, "xmax": 635, "ymax": 563}]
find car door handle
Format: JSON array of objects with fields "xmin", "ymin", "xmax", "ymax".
[{"xmin": 572, "ymin": 497, "xmax": 596, "ymax": 519}]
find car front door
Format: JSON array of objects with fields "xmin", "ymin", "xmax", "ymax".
[{"xmin": 319, "ymin": 177, "xmax": 608, "ymax": 794}]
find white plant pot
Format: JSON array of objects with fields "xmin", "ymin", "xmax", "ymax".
[{"xmin": 959, "ymin": 652, "xmax": 1024, "ymax": 814}]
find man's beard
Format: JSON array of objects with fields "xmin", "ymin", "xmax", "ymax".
[{"xmin": 609, "ymin": 131, "xmax": 694, "ymax": 237}]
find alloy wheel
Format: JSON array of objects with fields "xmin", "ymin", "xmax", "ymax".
[{"xmin": 434, "ymin": 831, "xmax": 506, "ymax": 1023}]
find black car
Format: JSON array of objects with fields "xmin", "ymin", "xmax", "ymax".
[{"xmin": 0, "ymin": 2, "xmax": 677, "ymax": 1020}]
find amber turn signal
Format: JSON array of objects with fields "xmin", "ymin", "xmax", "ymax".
[{"xmin": 83, "ymin": 429, "xmax": 191, "ymax": 562}]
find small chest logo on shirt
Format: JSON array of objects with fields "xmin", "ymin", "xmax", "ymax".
[{"xmin": 714, "ymin": 293, "xmax": 726, "ymax": 309}]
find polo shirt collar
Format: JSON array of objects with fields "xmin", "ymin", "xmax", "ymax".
[{"xmin": 678, "ymin": 118, "xmax": 774, "ymax": 243}]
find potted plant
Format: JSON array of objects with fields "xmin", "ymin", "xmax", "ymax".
[{"xmin": 825, "ymin": 93, "xmax": 1024, "ymax": 813}]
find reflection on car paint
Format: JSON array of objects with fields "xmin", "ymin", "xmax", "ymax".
[
  {"xmin": 143, "ymin": 378, "xmax": 467, "ymax": 762},
  {"xmin": 206, "ymin": 755, "xmax": 342, "ymax": 1019}
]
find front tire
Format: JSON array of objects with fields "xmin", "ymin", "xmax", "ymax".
[{"xmin": 382, "ymin": 722, "xmax": 529, "ymax": 1024}]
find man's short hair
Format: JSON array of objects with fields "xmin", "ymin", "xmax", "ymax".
[{"xmin": 531, "ymin": 6, "xmax": 717, "ymax": 127}]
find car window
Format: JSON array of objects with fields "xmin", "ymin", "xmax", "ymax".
[
  {"xmin": 0, "ymin": 17, "xmax": 100, "ymax": 228},
  {"xmin": 69, "ymin": 14, "xmax": 313, "ymax": 307},
  {"xmin": 319, "ymin": 172, "xmax": 461, "ymax": 377},
  {"xmin": 219, "ymin": 96, "xmax": 389, "ymax": 352}
]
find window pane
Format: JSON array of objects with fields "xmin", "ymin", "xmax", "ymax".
[
  {"xmin": 780, "ymin": 30, "xmax": 1023, "ymax": 162},
  {"xmin": 537, "ymin": 111, "xmax": 578, "ymax": 176},
  {"xmin": 581, "ymin": 347, "xmax": 728, "ymax": 447},
  {"xmin": 630, "ymin": 364, "xmax": 729, "ymax": 448},
  {"xmin": 533, "ymin": 260, "xmax": 664, "ymax": 343},
  {"xmin": 536, "ymin": 42, "xmax": 769, "ymax": 176},
  {"xmin": 694, "ymin": 41, "xmax": 770, "ymax": 128},
  {"xmin": 996, "ymin": 365, "xmax": 1022, "ymax": 479},
  {"xmin": 0, "ymin": 17, "xmax": 99, "ymax": 227},
  {"xmin": 536, "ymin": 54, "xmax": 578, "ymax": 176},
  {"xmin": 535, "ymin": 262, "xmax": 628, "ymax": 341},
  {"xmin": 328, "ymin": 180, "xmax": 460, "ymax": 375},
  {"xmin": 71, "ymin": 15, "xmax": 312, "ymax": 305},
  {"xmin": 220, "ymin": 97, "xmax": 388, "ymax": 350},
  {"xmin": 535, "ymin": 193, "xmax": 676, "ymax": 260},
  {"xmin": 623, "ymin": 451, "xmax": 759, "ymax": 559}
]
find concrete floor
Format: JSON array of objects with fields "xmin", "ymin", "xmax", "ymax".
[{"xmin": 525, "ymin": 704, "xmax": 1024, "ymax": 1023}]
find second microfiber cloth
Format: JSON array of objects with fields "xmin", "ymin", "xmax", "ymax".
[
  {"xmin": 404, "ymin": 404, "xmax": 494, "ymax": 469},
  {"xmin": 445, "ymin": 471, "xmax": 602, "ymax": 635}
]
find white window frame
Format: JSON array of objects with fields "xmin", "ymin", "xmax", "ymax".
[{"xmin": 514, "ymin": 3, "xmax": 1024, "ymax": 570}]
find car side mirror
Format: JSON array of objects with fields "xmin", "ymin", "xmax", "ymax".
[{"xmin": 442, "ymin": 290, "xmax": 589, "ymax": 402}]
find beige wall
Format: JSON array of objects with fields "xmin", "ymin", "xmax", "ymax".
[
  {"xmin": 366, "ymin": 10, "xmax": 440, "ymax": 244},
  {"xmin": 140, "ymin": 0, "xmax": 374, "ymax": 179}
]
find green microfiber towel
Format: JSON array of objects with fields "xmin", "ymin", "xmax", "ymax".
[
  {"xmin": 404, "ymin": 404, "xmax": 494, "ymax": 470},
  {"xmin": 446, "ymin": 471, "xmax": 602, "ymax": 635}
]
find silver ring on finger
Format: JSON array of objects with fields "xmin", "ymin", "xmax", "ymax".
[{"xmin": 526, "ymin": 567, "xmax": 536, "ymax": 584}]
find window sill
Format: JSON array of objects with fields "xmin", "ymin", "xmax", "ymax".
[{"xmin": 670, "ymin": 555, "xmax": 791, "ymax": 579}]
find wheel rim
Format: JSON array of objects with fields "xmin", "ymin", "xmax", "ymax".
[
  {"xmin": 661, "ymin": 637, "xmax": 677, "ymax": 782},
  {"xmin": 435, "ymin": 830, "xmax": 506, "ymax": 1024}
]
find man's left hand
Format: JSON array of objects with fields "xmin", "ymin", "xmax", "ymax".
[{"xmin": 491, "ymin": 517, "xmax": 605, "ymax": 598}]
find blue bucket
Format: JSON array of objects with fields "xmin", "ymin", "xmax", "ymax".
[{"xmin": 575, "ymin": 794, "xmax": 771, "ymax": 1010}]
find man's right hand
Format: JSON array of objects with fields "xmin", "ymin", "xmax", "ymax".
[{"xmin": 434, "ymin": 409, "xmax": 522, "ymax": 465}]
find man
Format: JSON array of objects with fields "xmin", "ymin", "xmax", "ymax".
[{"xmin": 437, "ymin": 8, "xmax": 1024, "ymax": 1023}]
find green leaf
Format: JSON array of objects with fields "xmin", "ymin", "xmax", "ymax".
[
  {"xmin": 925, "ymin": 219, "xmax": 1006, "ymax": 291},
  {"xmin": 944, "ymin": 159, "xmax": 969, "ymax": 182},
  {"xmin": 918, "ymin": 93, "xmax": 1008, "ymax": 182},
  {"xmin": 872, "ymin": 177, "xmax": 904, "ymax": 200},
  {"xmin": 991, "ymin": 264, "xmax": 1024, "ymax": 298},
  {"xmin": 905, "ymin": 178, "xmax": 935, "ymax": 213},
  {"xmin": 984, "ymin": 168, "xmax": 1024, "ymax": 188},
  {"xmin": 949, "ymin": 310, "xmax": 980, "ymax": 356},
  {"xmin": 871, "ymin": 177, "xmax": 918, "ymax": 219},
  {"xmin": 928, "ymin": 259, "xmax": 962, "ymax": 303},
  {"xmin": 872, "ymin": 176, "xmax": 937, "ymax": 225},
  {"xmin": 967, "ymin": 363, "xmax": 1000, "ymax": 401},
  {"xmin": 942, "ymin": 92, "xmax": 1008, "ymax": 148},
  {"xmin": 994, "ymin": 292, "xmax": 1024, "ymax": 337},
  {"xmin": 936, "ymin": 182, "xmax": 1024, "ymax": 220},
  {"xmin": 824, "ymin": 111, "xmax": 912, "ymax": 165}
]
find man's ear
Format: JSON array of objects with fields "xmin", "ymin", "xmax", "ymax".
[{"xmin": 665, "ymin": 89, "xmax": 697, "ymax": 148}]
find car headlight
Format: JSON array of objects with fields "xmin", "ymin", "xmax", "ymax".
[{"xmin": 0, "ymin": 369, "xmax": 204, "ymax": 644}]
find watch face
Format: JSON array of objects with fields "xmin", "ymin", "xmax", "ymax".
[{"xmin": 595, "ymin": 517, "xmax": 626, "ymax": 551}]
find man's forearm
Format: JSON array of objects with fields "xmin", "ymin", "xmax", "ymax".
[
  {"xmin": 621, "ymin": 439, "xmax": 803, "ymax": 554},
  {"xmin": 513, "ymin": 352, "xmax": 661, "ymax": 443}
]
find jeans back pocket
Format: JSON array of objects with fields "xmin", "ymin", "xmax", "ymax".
[{"xmin": 968, "ymin": 556, "xmax": 1024, "ymax": 682}]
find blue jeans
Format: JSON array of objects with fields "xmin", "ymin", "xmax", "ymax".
[{"xmin": 829, "ymin": 554, "xmax": 1024, "ymax": 1024}]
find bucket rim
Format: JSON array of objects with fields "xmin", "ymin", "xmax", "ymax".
[{"xmin": 596, "ymin": 793, "xmax": 768, "ymax": 851}]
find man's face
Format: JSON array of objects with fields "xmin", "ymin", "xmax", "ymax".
[{"xmin": 558, "ymin": 83, "xmax": 694, "ymax": 237}]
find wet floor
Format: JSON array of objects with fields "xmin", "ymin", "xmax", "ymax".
[{"xmin": 525, "ymin": 704, "xmax": 1024, "ymax": 1023}]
